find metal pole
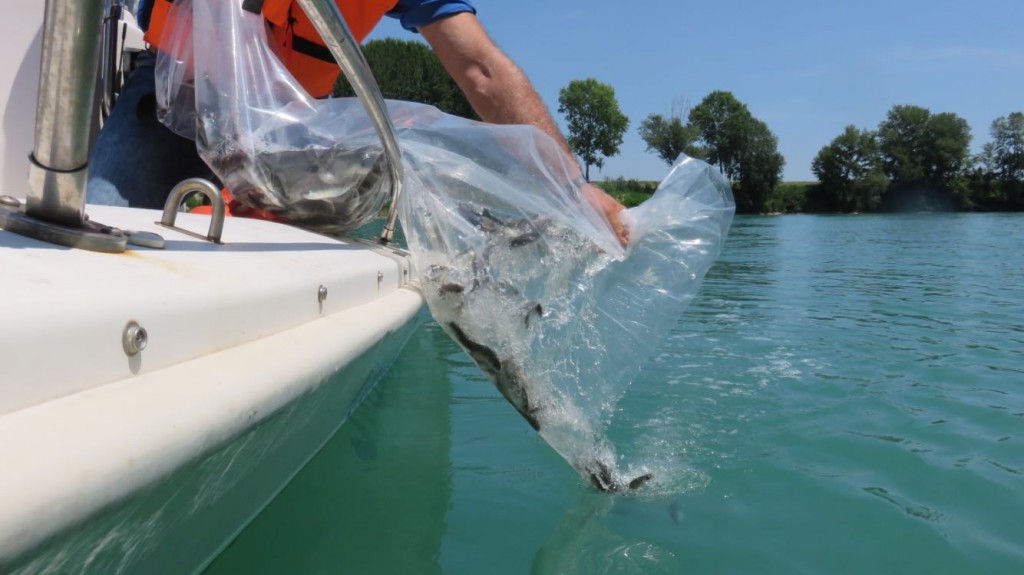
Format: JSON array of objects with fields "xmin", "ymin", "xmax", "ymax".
[
  {"xmin": 25, "ymin": 0, "xmax": 104, "ymax": 226},
  {"xmin": 294, "ymin": 0, "xmax": 405, "ymax": 244}
]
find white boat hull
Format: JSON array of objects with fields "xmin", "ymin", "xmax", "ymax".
[
  {"xmin": 0, "ymin": 205, "xmax": 425, "ymax": 571},
  {"xmin": 3, "ymin": 299, "xmax": 423, "ymax": 574}
]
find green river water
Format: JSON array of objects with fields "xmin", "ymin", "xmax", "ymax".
[{"xmin": 207, "ymin": 213, "xmax": 1024, "ymax": 574}]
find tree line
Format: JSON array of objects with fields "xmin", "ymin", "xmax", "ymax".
[
  {"xmin": 810, "ymin": 108, "xmax": 1023, "ymax": 212},
  {"xmin": 560, "ymin": 78, "xmax": 1023, "ymax": 214},
  {"xmin": 342, "ymin": 39, "xmax": 1023, "ymax": 213}
]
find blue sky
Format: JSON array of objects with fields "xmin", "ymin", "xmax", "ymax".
[{"xmin": 371, "ymin": 0, "xmax": 1024, "ymax": 182}]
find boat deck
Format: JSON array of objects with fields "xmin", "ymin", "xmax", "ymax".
[{"xmin": 1, "ymin": 204, "xmax": 413, "ymax": 413}]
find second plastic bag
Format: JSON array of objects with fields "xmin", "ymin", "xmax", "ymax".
[{"xmin": 158, "ymin": 0, "xmax": 391, "ymax": 234}]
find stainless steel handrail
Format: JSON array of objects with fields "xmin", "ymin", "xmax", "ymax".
[
  {"xmin": 295, "ymin": 0, "xmax": 405, "ymax": 244},
  {"xmin": 26, "ymin": 0, "xmax": 104, "ymax": 227},
  {"xmin": 0, "ymin": 0, "xmax": 127, "ymax": 252}
]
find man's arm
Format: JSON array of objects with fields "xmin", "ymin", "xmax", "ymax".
[{"xmin": 419, "ymin": 13, "xmax": 629, "ymax": 245}]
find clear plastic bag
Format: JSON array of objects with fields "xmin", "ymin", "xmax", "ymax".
[
  {"xmin": 395, "ymin": 106, "xmax": 737, "ymax": 490},
  {"xmin": 157, "ymin": 0, "xmax": 391, "ymax": 233}
]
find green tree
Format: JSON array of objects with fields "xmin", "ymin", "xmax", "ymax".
[
  {"xmin": 688, "ymin": 91, "xmax": 784, "ymax": 212},
  {"xmin": 985, "ymin": 112, "xmax": 1024, "ymax": 181},
  {"xmin": 558, "ymin": 78, "xmax": 630, "ymax": 180},
  {"xmin": 971, "ymin": 112, "xmax": 1024, "ymax": 210},
  {"xmin": 688, "ymin": 91, "xmax": 750, "ymax": 181},
  {"xmin": 737, "ymin": 119, "xmax": 786, "ymax": 213},
  {"xmin": 877, "ymin": 105, "xmax": 971, "ymax": 202},
  {"xmin": 334, "ymin": 38, "xmax": 476, "ymax": 119},
  {"xmin": 877, "ymin": 105, "xmax": 931, "ymax": 186},
  {"xmin": 638, "ymin": 112, "xmax": 702, "ymax": 166},
  {"xmin": 811, "ymin": 125, "xmax": 888, "ymax": 212},
  {"xmin": 925, "ymin": 112, "xmax": 972, "ymax": 184}
]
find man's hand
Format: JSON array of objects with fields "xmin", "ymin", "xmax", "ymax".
[{"xmin": 581, "ymin": 183, "xmax": 629, "ymax": 246}]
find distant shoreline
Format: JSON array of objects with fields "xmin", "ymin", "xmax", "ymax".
[{"xmin": 597, "ymin": 179, "xmax": 1023, "ymax": 214}]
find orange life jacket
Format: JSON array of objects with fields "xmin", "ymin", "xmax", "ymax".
[{"xmin": 145, "ymin": 0, "xmax": 398, "ymax": 97}]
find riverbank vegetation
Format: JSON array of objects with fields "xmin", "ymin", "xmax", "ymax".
[
  {"xmin": 597, "ymin": 178, "xmax": 817, "ymax": 212},
  {"xmin": 807, "ymin": 108, "xmax": 1024, "ymax": 213}
]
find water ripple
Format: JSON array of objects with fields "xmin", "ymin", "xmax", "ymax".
[{"xmin": 863, "ymin": 486, "xmax": 944, "ymax": 522}]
